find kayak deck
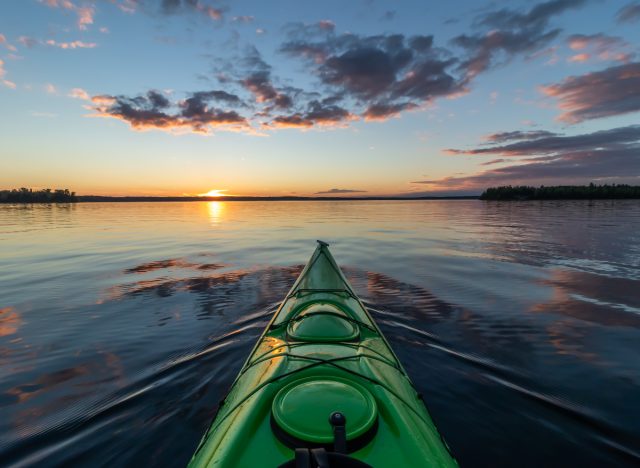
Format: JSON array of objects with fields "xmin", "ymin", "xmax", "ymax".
[{"xmin": 189, "ymin": 242, "xmax": 457, "ymax": 467}]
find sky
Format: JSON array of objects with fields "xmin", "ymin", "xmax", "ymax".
[{"xmin": 1, "ymin": 0, "xmax": 639, "ymax": 197}]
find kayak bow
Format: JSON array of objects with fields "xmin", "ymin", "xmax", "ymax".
[{"xmin": 189, "ymin": 241, "xmax": 457, "ymax": 467}]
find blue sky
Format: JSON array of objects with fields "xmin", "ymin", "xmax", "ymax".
[{"xmin": 1, "ymin": 0, "xmax": 639, "ymax": 196}]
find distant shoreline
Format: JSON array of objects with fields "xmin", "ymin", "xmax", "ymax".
[
  {"xmin": 4, "ymin": 184, "xmax": 640, "ymax": 203},
  {"xmin": 76, "ymin": 195, "xmax": 480, "ymax": 202}
]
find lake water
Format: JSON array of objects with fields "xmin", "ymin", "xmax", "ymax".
[{"xmin": 0, "ymin": 200, "xmax": 639, "ymax": 467}]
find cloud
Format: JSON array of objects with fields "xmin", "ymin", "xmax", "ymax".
[
  {"xmin": 82, "ymin": 3, "xmax": 615, "ymax": 136},
  {"xmin": 617, "ymin": 2, "xmax": 640, "ymax": 23},
  {"xmin": 362, "ymin": 101, "xmax": 417, "ymax": 121},
  {"xmin": 17, "ymin": 36, "xmax": 38, "ymax": 48},
  {"xmin": 90, "ymin": 89, "xmax": 248, "ymax": 134},
  {"xmin": 540, "ymin": 62, "xmax": 640, "ymax": 123},
  {"xmin": 318, "ymin": 20, "xmax": 336, "ymax": 31},
  {"xmin": 568, "ymin": 53, "xmax": 590, "ymax": 62},
  {"xmin": 111, "ymin": 0, "xmax": 137, "ymax": 14},
  {"xmin": 40, "ymin": 0, "xmax": 74, "ymax": 9},
  {"xmin": 281, "ymin": 30, "xmax": 463, "ymax": 122},
  {"xmin": 480, "ymin": 158, "xmax": 507, "ymax": 166},
  {"xmin": 242, "ymin": 72, "xmax": 292, "ymax": 108},
  {"xmin": 39, "ymin": 0, "xmax": 95, "ymax": 30},
  {"xmin": 0, "ymin": 59, "xmax": 16, "ymax": 89},
  {"xmin": 239, "ymin": 46, "xmax": 296, "ymax": 110},
  {"xmin": 452, "ymin": 0, "xmax": 587, "ymax": 79},
  {"xmin": 567, "ymin": 33, "xmax": 633, "ymax": 63},
  {"xmin": 315, "ymin": 188, "xmax": 367, "ymax": 194},
  {"xmin": 69, "ymin": 87, "xmax": 90, "ymax": 100},
  {"xmin": 482, "ymin": 130, "xmax": 560, "ymax": 144},
  {"xmin": 232, "ymin": 15, "xmax": 254, "ymax": 23},
  {"xmin": 45, "ymin": 39, "xmax": 97, "ymax": 49},
  {"xmin": 156, "ymin": 0, "xmax": 225, "ymax": 20},
  {"xmin": 274, "ymin": 4, "xmax": 588, "ymax": 127},
  {"xmin": 448, "ymin": 125, "xmax": 640, "ymax": 156},
  {"xmin": 267, "ymin": 100, "xmax": 354, "ymax": 128},
  {"xmin": 0, "ymin": 34, "xmax": 17, "ymax": 52},
  {"xmin": 76, "ymin": 6, "xmax": 95, "ymax": 30},
  {"xmin": 414, "ymin": 125, "xmax": 640, "ymax": 189}
]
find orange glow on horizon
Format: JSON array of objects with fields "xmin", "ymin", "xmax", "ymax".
[{"xmin": 198, "ymin": 189, "xmax": 227, "ymax": 197}]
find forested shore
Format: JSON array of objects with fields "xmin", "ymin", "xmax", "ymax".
[
  {"xmin": 0, "ymin": 188, "xmax": 77, "ymax": 203},
  {"xmin": 480, "ymin": 184, "xmax": 640, "ymax": 200}
]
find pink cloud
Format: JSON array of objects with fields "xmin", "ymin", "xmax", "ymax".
[
  {"xmin": 0, "ymin": 59, "xmax": 16, "ymax": 89},
  {"xmin": 540, "ymin": 62, "xmax": 640, "ymax": 123},
  {"xmin": 69, "ymin": 87, "xmax": 90, "ymax": 100},
  {"xmin": 0, "ymin": 33, "xmax": 17, "ymax": 52},
  {"xmin": 76, "ymin": 6, "xmax": 95, "ymax": 30},
  {"xmin": 196, "ymin": 4, "xmax": 223, "ymax": 21},
  {"xmin": 45, "ymin": 39, "xmax": 97, "ymax": 49},
  {"xmin": 566, "ymin": 34, "xmax": 634, "ymax": 64},
  {"xmin": 40, "ymin": 0, "xmax": 95, "ymax": 30},
  {"xmin": 113, "ymin": 0, "xmax": 137, "ymax": 14},
  {"xmin": 568, "ymin": 53, "xmax": 590, "ymax": 62},
  {"xmin": 41, "ymin": 0, "xmax": 75, "ymax": 9}
]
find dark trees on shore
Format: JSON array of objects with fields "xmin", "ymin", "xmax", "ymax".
[
  {"xmin": 480, "ymin": 184, "xmax": 640, "ymax": 200},
  {"xmin": 0, "ymin": 188, "xmax": 78, "ymax": 203}
]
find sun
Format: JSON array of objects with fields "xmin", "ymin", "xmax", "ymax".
[{"xmin": 199, "ymin": 189, "xmax": 227, "ymax": 197}]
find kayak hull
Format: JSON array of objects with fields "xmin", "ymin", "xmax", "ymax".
[{"xmin": 189, "ymin": 242, "xmax": 457, "ymax": 467}]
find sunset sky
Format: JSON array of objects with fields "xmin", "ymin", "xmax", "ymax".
[{"xmin": 1, "ymin": 0, "xmax": 639, "ymax": 196}]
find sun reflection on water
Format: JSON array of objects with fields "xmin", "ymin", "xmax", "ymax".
[{"xmin": 206, "ymin": 201, "xmax": 225, "ymax": 225}]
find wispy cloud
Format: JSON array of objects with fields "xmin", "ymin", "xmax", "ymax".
[
  {"xmin": 452, "ymin": 0, "xmax": 588, "ymax": 79},
  {"xmin": 540, "ymin": 62, "xmax": 640, "ymax": 122},
  {"xmin": 39, "ymin": 0, "xmax": 95, "ymax": 30},
  {"xmin": 45, "ymin": 39, "xmax": 97, "ymax": 49},
  {"xmin": 69, "ymin": 87, "xmax": 90, "ymax": 100},
  {"xmin": 616, "ymin": 2, "xmax": 640, "ymax": 23},
  {"xmin": 482, "ymin": 130, "xmax": 560, "ymax": 144},
  {"xmin": 232, "ymin": 15, "xmax": 254, "ymax": 23},
  {"xmin": 138, "ymin": 0, "xmax": 226, "ymax": 20},
  {"xmin": 0, "ymin": 59, "xmax": 16, "ymax": 89},
  {"xmin": 0, "ymin": 33, "xmax": 17, "ymax": 52},
  {"xmin": 414, "ymin": 125, "xmax": 640, "ymax": 189},
  {"xmin": 76, "ymin": 5, "xmax": 95, "ymax": 30},
  {"xmin": 567, "ymin": 33, "xmax": 634, "ymax": 63},
  {"xmin": 17, "ymin": 36, "xmax": 38, "ymax": 48},
  {"xmin": 315, "ymin": 188, "xmax": 367, "ymax": 194}
]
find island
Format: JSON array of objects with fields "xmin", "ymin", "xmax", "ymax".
[{"xmin": 480, "ymin": 184, "xmax": 640, "ymax": 201}]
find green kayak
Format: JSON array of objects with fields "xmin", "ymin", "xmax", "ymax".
[{"xmin": 189, "ymin": 241, "xmax": 458, "ymax": 467}]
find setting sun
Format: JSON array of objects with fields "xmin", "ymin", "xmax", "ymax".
[{"xmin": 198, "ymin": 189, "xmax": 227, "ymax": 198}]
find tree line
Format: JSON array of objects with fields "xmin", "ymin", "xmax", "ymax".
[
  {"xmin": 480, "ymin": 184, "xmax": 640, "ymax": 200},
  {"xmin": 0, "ymin": 188, "xmax": 78, "ymax": 203}
]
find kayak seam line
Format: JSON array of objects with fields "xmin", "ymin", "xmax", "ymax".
[
  {"xmin": 272, "ymin": 311, "xmax": 378, "ymax": 333},
  {"xmin": 246, "ymin": 341, "xmax": 399, "ymax": 371},
  {"xmin": 239, "ymin": 351, "xmax": 403, "ymax": 383}
]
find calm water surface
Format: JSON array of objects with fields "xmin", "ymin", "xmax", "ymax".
[{"xmin": 1, "ymin": 200, "xmax": 639, "ymax": 467}]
